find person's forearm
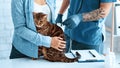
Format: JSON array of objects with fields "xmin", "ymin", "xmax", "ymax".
[
  {"xmin": 82, "ymin": 3, "xmax": 112, "ymax": 22},
  {"xmin": 14, "ymin": 26, "xmax": 51, "ymax": 47},
  {"xmin": 59, "ymin": 0, "xmax": 70, "ymax": 14},
  {"xmin": 82, "ymin": 8, "xmax": 105, "ymax": 22}
]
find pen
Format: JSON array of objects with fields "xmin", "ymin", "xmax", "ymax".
[
  {"xmin": 78, "ymin": 59, "xmax": 105, "ymax": 62},
  {"xmin": 85, "ymin": 59, "xmax": 98, "ymax": 62},
  {"xmin": 89, "ymin": 51, "xmax": 96, "ymax": 57}
]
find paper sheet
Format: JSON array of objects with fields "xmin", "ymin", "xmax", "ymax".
[{"xmin": 71, "ymin": 50, "xmax": 105, "ymax": 62}]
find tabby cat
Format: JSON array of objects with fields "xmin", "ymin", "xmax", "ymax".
[{"xmin": 33, "ymin": 12, "xmax": 80, "ymax": 62}]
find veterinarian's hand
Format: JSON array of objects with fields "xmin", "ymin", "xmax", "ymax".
[
  {"xmin": 63, "ymin": 14, "xmax": 82, "ymax": 29},
  {"xmin": 55, "ymin": 14, "xmax": 63, "ymax": 24},
  {"xmin": 51, "ymin": 37, "xmax": 66, "ymax": 51}
]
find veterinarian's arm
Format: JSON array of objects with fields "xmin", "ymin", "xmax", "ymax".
[
  {"xmin": 59, "ymin": 0, "xmax": 70, "ymax": 14},
  {"xmin": 11, "ymin": 0, "xmax": 51, "ymax": 47},
  {"xmin": 82, "ymin": 3, "xmax": 112, "ymax": 22},
  {"xmin": 62, "ymin": 2, "xmax": 113, "ymax": 29},
  {"xmin": 55, "ymin": 0, "xmax": 69, "ymax": 23}
]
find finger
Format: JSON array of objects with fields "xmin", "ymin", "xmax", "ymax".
[
  {"xmin": 58, "ymin": 44, "xmax": 65, "ymax": 50},
  {"xmin": 57, "ymin": 47, "xmax": 63, "ymax": 51},
  {"xmin": 59, "ymin": 48, "xmax": 65, "ymax": 51},
  {"xmin": 60, "ymin": 44, "xmax": 66, "ymax": 48},
  {"xmin": 58, "ymin": 37, "xmax": 63, "ymax": 40},
  {"xmin": 59, "ymin": 46, "xmax": 66, "ymax": 49},
  {"xmin": 60, "ymin": 41, "xmax": 66, "ymax": 44}
]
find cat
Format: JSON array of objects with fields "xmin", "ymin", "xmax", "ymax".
[{"xmin": 33, "ymin": 12, "xmax": 80, "ymax": 62}]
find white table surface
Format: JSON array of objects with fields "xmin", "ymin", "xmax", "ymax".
[
  {"xmin": 0, "ymin": 59, "xmax": 105, "ymax": 68},
  {"xmin": 0, "ymin": 53, "xmax": 106, "ymax": 68}
]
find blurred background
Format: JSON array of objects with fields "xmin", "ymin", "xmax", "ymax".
[
  {"xmin": 0, "ymin": 0, "xmax": 120, "ymax": 65},
  {"xmin": 0, "ymin": 0, "xmax": 13, "ymax": 59}
]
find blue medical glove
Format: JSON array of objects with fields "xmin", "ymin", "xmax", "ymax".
[
  {"xmin": 55, "ymin": 14, "xmax": 63, "ymax": 24},
  {"xmin": 63, "ymin": 14, "xmax": 83, "ymax": 29}
]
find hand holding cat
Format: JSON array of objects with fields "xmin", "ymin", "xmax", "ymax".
[{"xmin": 51, "ymin": 37, "xmax": 66, "ymax": 51}]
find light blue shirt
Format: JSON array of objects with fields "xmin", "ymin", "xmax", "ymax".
[
  {"xmin": 65, "ymin": 0, "xmax": 116, "ymax": 46},
  {"xmin": 11, "ymin": 0, "xmax": 56, "ymax": 58}
]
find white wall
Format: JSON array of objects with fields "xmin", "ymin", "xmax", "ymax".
[
  {"xmin": 0, "ymin": 0, "xmax": 13, "ymax": 59},
  {"xmin": 105, "ymin": 3, "xmax": 120, "ymax": 53}
]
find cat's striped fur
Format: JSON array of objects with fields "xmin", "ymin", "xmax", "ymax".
[{"xmin": 33, "ymin": 12, "xmax": 80, "ymax": 62}]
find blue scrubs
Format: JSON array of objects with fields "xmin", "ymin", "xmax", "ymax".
[{"xmin": 65, "ymin": 0, "xmax": 116, "ymax": 53}]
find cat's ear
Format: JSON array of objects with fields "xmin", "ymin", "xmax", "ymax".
[
  {"xmin": 33, "ymin": 12, "xmax": 37, "ymax": 16},
  {"xmin": 43, "ymin": 14, "xmax": 47, "ymax": 18}
]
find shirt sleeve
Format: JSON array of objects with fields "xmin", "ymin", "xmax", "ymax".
[
  {"xmin": 11, "ymin": 0, "xmax": 51, "ymax": 47},
  {"xmin": 101, "ymin": 0, "xmax": 117, "ymax": 3}
]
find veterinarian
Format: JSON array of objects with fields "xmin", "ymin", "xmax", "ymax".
[
  {"xmin": 10, "ymin": 0, "xmax": 66, "ymax": 59},
  {"xmin": 56, "ymin": 0, "xmax": 116, "ymax": 54}
]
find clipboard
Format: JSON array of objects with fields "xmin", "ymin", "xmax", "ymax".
[{"xmin": 71, "ymin": 50, "xmax": 105, "ymax": 63}]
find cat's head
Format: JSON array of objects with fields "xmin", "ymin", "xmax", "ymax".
[{"xmin": 33, "ymin": 12, "xmax": 48, "ymax": 28}]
